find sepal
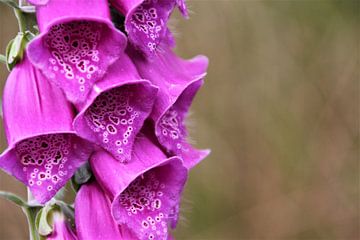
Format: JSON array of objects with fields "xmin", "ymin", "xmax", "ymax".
[
  {"xmin": 71, "ymin": 162, "xmax": 92, "ymax": 192},
  {"xmin": 5, "ymin": 31, "xmax": 34, "ymax": 70},
  {"xmin": 35, "ymin": 200, "xmax": 75, "ymax": 238},
  {"xmin": 0, "ymin": 190, "xmax": 27, "ymax": 207}
]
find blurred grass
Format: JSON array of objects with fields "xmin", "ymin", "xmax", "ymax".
[{"xmin": 1, "ymin": 0, "xmax": 359, "ymax": 239}]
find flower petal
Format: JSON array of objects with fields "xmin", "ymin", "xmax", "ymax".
[
  {"xmin": 73, "ymin": 55, "xmax": 158, "ymax": 162},
  {"xmin": 111, "ymin": 0, "xmax": 186, "ymax": 55},
  {"xmin": 176, "ymin": 0, "xmax": 188, "ymax": 18},
  {"xmin": 0, "ymin": 57, "xmax": 92, "ymax": 204},
  {"xmin": 27, "ymin": 0, "xmax": 127, "ymax": 104},
  {"xmin": 34, "ymin": 0, "xmax": 112, "ymax": 32},
  {"xmin": 113, "ymin": 158, "xmax": 187, "ymax": 240},
  {"xmin": 90, "ymin": 135, "xmax": 188, "ymax": 240},
  {"xmin": 75, "ymin": 181, "xmax": 123, "ymax": 240},
  {"xmin": 128, "ymin": 46, "xmax": 210, "ymax": 168},
  {"xmin": 27, "ymin": 0, "xmax": 49, "ymax": 6}
]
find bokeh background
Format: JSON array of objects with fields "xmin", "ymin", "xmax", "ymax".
[{"xmin": 0, "ymin": 0, "xmax": 359, "ymax": 239}]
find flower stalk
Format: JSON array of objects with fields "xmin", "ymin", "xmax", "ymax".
[
  {"xmin": 0, "ymin": 0, "xmax": 209, "ymax": 239},
  {"xmin": 14, "ymin": 8, "xmax": 26, "ymax": 32},
  {"xmin": 23, "ymin": 204, "xmax": 40, "ymax": 240}
]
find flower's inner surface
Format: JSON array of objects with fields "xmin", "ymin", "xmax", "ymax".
[
  {"xmin": 118, "ymin": 168, "xmax": 176, "ymax": 240},
  {"xmin": 129, "ymin": 0, "xmax": 174, "ymax": 53},
  {"xmin": 157, "ymin": 80, "xmax": 203, "ymax": 160},
  {"xmin": 44, "ymin": 21, "xmax": 103, "ymax": 100},
  {"xmin": 15, "ymin": 134, "xmax": 73, "ymax": 194},
  {"xmin": 158, "ymin": 106, "xmax": 187, "ymax": 155},
  {"xmin": 84, "ymin": 86, "xmax": 144, "ymax": 162}
]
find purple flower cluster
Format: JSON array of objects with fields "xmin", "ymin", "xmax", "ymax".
[{"xmin": 0, "ymin": 0, "xmax": 208, "ymax": 239}]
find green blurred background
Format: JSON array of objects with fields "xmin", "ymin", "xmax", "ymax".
[{"xmin": 0, "ymin": 0, "xmax": 359, "ymax": 239}]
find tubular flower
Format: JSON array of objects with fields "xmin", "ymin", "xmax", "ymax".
[
  {"xmin": 73, "ymin": 54, "xmax": 158, "ymax": 162},
  {"xmin": 75, "ymin": 181, "xmax": 124, "ymax": 240},
  {"xmin": 110, "ymin": 0, "xmax": 188, "ymax": 55},
  {"xmin": 47, "ymin": 212, "xmax": 77, "ymax": 240},
  {"xmin": 128, "ymin": 46, "xmax": 210, "ymax": 169},
  {"xmin": 90, "ymin": 135, "xmax": 188, "ymax": 240},
  {"xmin": 27, "ymin": 0, "xmax": 127, "ymax": 104},
  {"xmin": 0, "ymin": 57, "xmax": 92, "ymax": 204}
]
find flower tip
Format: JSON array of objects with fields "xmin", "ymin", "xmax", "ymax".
[
  {"xmin": 201, "ymin": 148, "xmax": 211, "ymax": 158},
  {"xmin": 183, "ymin": 148, "xmax": 211, "ymax": 169},
  {"xmin": 177, "ymin": 0, "xmax": 189, "ymax": 19},
  {"xmin": 191, "ymin": 54, "xmax": 209, "ymax": 71}
]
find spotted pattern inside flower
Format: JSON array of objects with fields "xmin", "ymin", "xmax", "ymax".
[
  {"xmin": 16, "ymin": 135, "xmax": 73, "ymax": 193},
  {"xmin": 129, "ymin": 0, "xmax": 173, "ymax": 53},
  {"xmin": 159, "ymin": 107, "xmax": 187, "ymax": 154},
  {"xmin": 118, "ymin": 171, "xmax": 170, "ymax": 239},
  {"xmin": 84, "ymin": 86, "xmax": 143, "ymax": 162},
  {"xmin": 44, "ymin": 21, "xmax": 101, "ymax": 98}
]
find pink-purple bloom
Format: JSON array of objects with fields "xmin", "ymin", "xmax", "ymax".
[
  {"xmin": 90, "ymin": 135, "xmax": 187, "ymax": 239},
  {"xmin": 73, "ymin": 53, "xmax": 158, "ymax": 162},
  {"xmin": 111, "ymin": 0, "xmax": 188, "ymax": 55},
  {"xmin": 128, "ymin": 46, "xmax": 210, "ymax": 168},
  {"xmin": 27, "ymin": 0, "xmax": 127, "ymax": 104},
  {"xmin": 75, "ymin": 181, "xmax": 123, "ymax": 240},
  {"xmin": 0, "ymin": 56, "xmax": 92, "ymax": 204}
]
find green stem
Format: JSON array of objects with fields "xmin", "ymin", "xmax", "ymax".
[
  {"xmin": 23, "ymin": 206, "xmax": 39, "ymax": 240},
  {"xmin": 14, "ymin": 8, "xmax": 26, "ymax": 32},
  {"xmin": 26, "ymin": 189, "xmax": 39, "ymax": 240}
]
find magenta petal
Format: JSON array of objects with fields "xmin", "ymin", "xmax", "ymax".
[
  {"xmin": 47, "ymin": 213, "xmax": 77, "ymax": 240},
  {"xmin": 27, "ymin": 0, "xmax": 49, "ymax": 6},
  {"xmin": 128, "ymin": 46, "xmax": 210, "ymax": 168},
  {"xmin": 176, "ymin": 0, "xmax": 188, "ymax": 18},
  {"xmin": 112, "ymin": 158, "xmax": 187, "ymax": 239},
  {"xmin": 34, "ymin": 0, "xmax": 112, "ymax": 32},
  {"xmin": 73, "ymin": 55, "xmax": 158, "ymax": 162},
  {"xmin": 90, "ymin": 136, "xmax": 188, "ymax": 240},
  {"xmin": 0, "ymin": 57, "xmax": 92, "ymax": 204},
  {"xmin": 111, "ymin": 0, "xmax": 181, "ymax": 55},
  {"xmin": 110, "ymin": 0, "xmax": 143, "ymax": 13},
  {"xmin": 75, "ymin": 181, "xmax": 123, "ymax": 240},
  {"xmin": 27, "ymin": 0, "xmax": 127, "ymax": 104}
]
